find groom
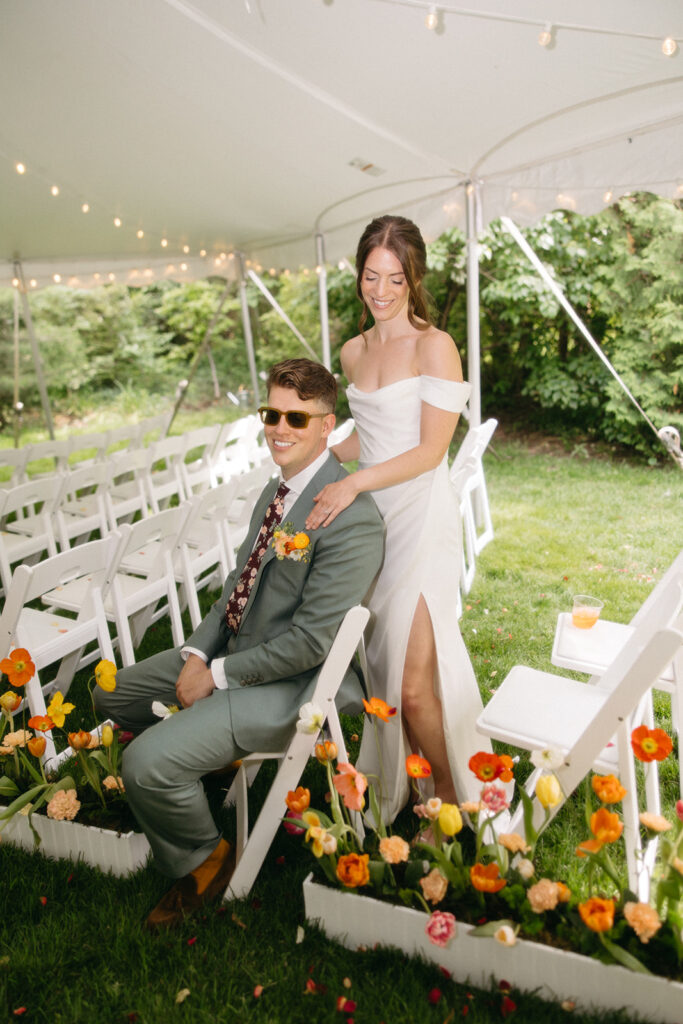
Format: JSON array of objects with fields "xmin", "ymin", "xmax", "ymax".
[{"xmin": 95, "ymin": 358, "xmax": 384, "ymax": 928}]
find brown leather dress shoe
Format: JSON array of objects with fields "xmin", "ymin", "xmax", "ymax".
[{"xmin": 145, "ymin": 838, "xmax": 236, "ymax": 931}]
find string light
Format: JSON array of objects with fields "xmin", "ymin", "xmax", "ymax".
[
  {"xmin": 81, "ymin": 203, "xmax": 90, "ymax": 213},
  {"xmin": 161, "ymin": 238, "xmax": 168, "ymax": 247},
  {"xmin": 200, "ymin": 249, "xmax": 206, "ymax": 257},
  {"xmin": 50, "ymin": 185, "xmax": 60, "ymax": 197},
  {"xmin": 182, "ymin": 245, "xmax": 190, "ymax": 254},
  {"xmin": 108, "ymin": 272, "xmax": 115, "ymax": 281},
  {"xmin": 538, "ymin": 23, "xmax": 553, "ymax": 47},
  {"xmin": 180, "ymin": 262, "xmax": 188, "ymax": 271},
  {"xmin": 15, "ymin": 162, "xmax": 26, "ymax": 174},
  {"xmin": 11, "ymin": 277, "xmax": 19, "ymax": 288},
  {"xmin": 53, "ymin": 273, "xmax": 61, "ymax": 283},
  {"xmin": 113, "ymin": 217, "xmax": 122, "ymax": 227},
  {"xmin": 30, "ymin": 279, "xmax": 37, "ymax": 288},
  {"xmin": 425, "ymin": 5, "xmax": 438, "ymax": 30},
  {"xmin": 662, "ymin": 37, "xmax": 678, "ymax": 56},
  {"xmin": 137, "ymin": 229, "xmax": 144, "ymax": 239},
  {"xmin": 603, "ymin": 190, "xmax": 613, "ymax": 203}
]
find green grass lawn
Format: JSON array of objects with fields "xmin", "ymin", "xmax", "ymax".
[{"xmin": 1, "ymin": 438, "xmax": 681, "ymax": 1024}]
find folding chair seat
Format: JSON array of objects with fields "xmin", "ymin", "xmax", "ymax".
[
  {"xmin": 222, "ymin": 605, "xmax": 370, "ymax": 901},
  {"xmin": 178, "ymin": 424, "xmax": 221, "ymax": 497},
  {"xmin": 45, "ymin": 506, "xmax": 190, "ymax": 667},
  {"xmin": 0, "ymin": 477, "xmax": 60, "ymax": 595},
  {"xmin": 67, "ymin": 430, "xmax": 109, "ymax": 468},
  {"xmin": 476, "ymin": 576, "xmax": 683, "ymax": 899},
  {"xmin": 0, "ymin": 532, "xmax": 127, "ymax": 766},
  {"xmin": 54, "ymin": 462, "xmax": 111, "ymax": 550},
  {"xmin": 104, "ymin": 447, "xmax": 152, "ymax": 529},
  {"xmin": 145, "ymin": 435, "xmax": 188, "ymax": 513},
  {"xmin": 551, "ymin": 550, "xmax": 683, "ymax": 795},
  {"xmin": 24, "ymin": 438, "xmax": 70, "ymax": 478},
  {"xmin": 0, "ymin": 447, "xmax": 29, "ymax": 487}
]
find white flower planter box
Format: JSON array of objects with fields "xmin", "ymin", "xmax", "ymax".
[
  {"xmin": 303, "ymin": 874, "xmax": 683, "ymax": 1023},
  {"xmin": 2, "ymin": 808, "xmax": 150, "ymax": 877}
]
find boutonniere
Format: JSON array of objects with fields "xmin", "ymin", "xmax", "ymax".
[{"xmin": 272, "ymin": 522, "xmax": 311, "ymax": 562}]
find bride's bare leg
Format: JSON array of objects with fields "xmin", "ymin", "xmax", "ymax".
[{"xmin": 401, "ymin": 595, "xmax": 457, "ymax": 804}]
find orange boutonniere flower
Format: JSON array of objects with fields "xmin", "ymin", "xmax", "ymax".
[
  {"xmin": 470, "ymin": 862, "xmax": 507, "ymax": 893},
  {"xmin": 578, "ymin": 896, "xmax": 615, "ymax": 933},
  {"xmin": 591, "ymin": 774, "xmax": 627, "ymax": 804},
  {"xmin": 405, "ymin": 754, "xmax": 432, "ymax": 779},
  {"xmin": 631, "ymin": 725, "xmax": 673, "ymax": 763},
  {"xmin": 272, "ymin": 524, "xmax": 311, "ymax": 562},
  {"xmin": 0, "ymin": 648, "xmax": 35, "ymax": 687},
  {"xmin": 363, "ymin": 697, "xmax": 397, "ymax": 722},
  {"xmin": 468, "ymin": 751, "xmax": 514, "ymax": 783}
]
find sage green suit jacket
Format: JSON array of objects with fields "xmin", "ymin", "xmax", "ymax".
[{"xmin": 186, "ymin": 454, "xmax": 385, "ymax": 751}]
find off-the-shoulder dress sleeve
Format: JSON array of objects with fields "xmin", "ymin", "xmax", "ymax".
[{"xmin": 419, "ymin": 375, "xmax": 471, "ymax": 413}]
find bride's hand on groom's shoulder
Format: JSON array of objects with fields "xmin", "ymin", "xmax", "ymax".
[{"xmin": 305, "ymin": 476, "xmax": 359, "ymax": 530}]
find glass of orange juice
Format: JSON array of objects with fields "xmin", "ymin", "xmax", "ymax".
[{"xmin": 571, "ymin": 595, "xmax": 604, "ymax": 629}]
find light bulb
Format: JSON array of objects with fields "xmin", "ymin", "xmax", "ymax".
[
  {"xmin": 161, "ymin": 238, "xmax": 168, "ymax": 247},
  {"xmin": 538, "ymin": 23, "xmax": 553, "ymax": 47},
  {"xmin": 181, "ymin": 262, "xmax": 188, "ymax": 271},
  {"xmin": 108, "ymin": 272, "xmax": 115, "ymax": 281},
  {"xmin": 15, "ymin": 162, "xmax": 26, "ymax": 174},
  {"xmin": 662, "ymin": 37, "xmax": 678, "ymax": 57},
  {"xmin": 53, "ymin": 274, "xmax": 61, "ymax": 283},
  {"xmin": 94, "ymin": 273, "xmax": 101, "ymax": 281},
  {"xmin": 603, "ymin": 190, "xmax": 613, "ymax": 204},
  {"xmin": 425, "ymin": 5, "xmax": 438, "ymax": 31},
  {"xmin": 11, "ymin": 277, "xmax": 19, "ymax": 288},
  {"xmin": 30, "ymin": 279, "xmax": 37, "ymax": 288},
  {"xmin": 114, "ymin": 217, "xmax": 122, "ymax": 227},
  {"xmin": 183, "ymin": 245, "xmax": 189, "ymax": 254},
  {"xmin": 200, "ymin": 249, "xmax": 206, "ymax": 257},
  {"xmin": 81, "ymin": 203, "xmax": 90, "ymax": 213},
  {"xmin": 50, "ymin": 185, "xmax": 59, "ymax": 196}
]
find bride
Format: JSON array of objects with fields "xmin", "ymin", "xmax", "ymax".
[{"xmin": 305, "ymin": 214, "xmax": 491, "ymax": 821}]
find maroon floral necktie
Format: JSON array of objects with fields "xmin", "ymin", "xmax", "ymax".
[{"xmin": 225, "ymin": 481, "xmax": 289, "ymax": 633}]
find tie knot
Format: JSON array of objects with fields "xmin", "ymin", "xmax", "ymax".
[{"xmin": 275, "ymin": 482, "xmax": 289, "ymax": 501}]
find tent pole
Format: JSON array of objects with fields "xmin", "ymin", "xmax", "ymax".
[
  {"xmin": 14, "ymin": 260, "xmax": 55, "ymax": 439},
  {"xmin": 246, "ymin": 267, "xmax": 319, "ymax": 361},
  {"xmin": 465, "ymin": 182, "xmax": 482, "ymax": 428},
  {"xmin": 315, "ymin": 233, "xmax": 331, "ymax": 370},
  {"xmin": 237, "ymin": 254, "xmax": 261, "ymax": 407},
  {"xmin": 166, "ymin": 277, "xmax": 233, "ymax": 432},
  {"xmin": 12, "ymin": 287, "xmax": 21, "ymax": 447}
]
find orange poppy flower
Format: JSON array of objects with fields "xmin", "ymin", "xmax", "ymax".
[
  {"xmin": 468, "ymin": 751, "xmax": 514, "ymax": 783},
  {"xmin": 0, "ymin": 648, "xmax": 35, "ymax": 687},
  {"xmin": 362, "ymin": 697, "xmax": 397, "ymax": 723},
  {"xmin": 578, "ymin": 896, "xmax": 614, "ymax": 933},
  {"xmin": 576, "ymin": 838, "xmax": 604, "ymax": 858},
  {"xmin": 406, "ymin": 754, "xmax": 432, "ymax": 779},
  {"xmin": 591, "ymin": 774, "xmax": 627, "ymax": 804},
  {"xmin": 285, "ymin": 786, "xmax": 310, "ymax": 814},
  {"xmin": 470, "ymin": 862, "xmax": 507, "ymax": 893},
  {"xmin": 27, "ymin": 714, "xmax": 54, "ymax": 733},
  {"xmin": 631, "ymin": 725, "xmax": 673, "ymax": 763},
  {"xmin": 590, "ymin": 807, "xmax": 623, "ymax": 844},
  {"xmin": 27, "ymin": 735, "xmax": 46, "ymax": 757}
]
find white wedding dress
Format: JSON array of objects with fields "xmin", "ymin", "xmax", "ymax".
[{"xmin": 348, "ymin": 375, "xmax": 492, "ymax": 822}]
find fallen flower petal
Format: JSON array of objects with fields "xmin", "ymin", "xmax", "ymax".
[
  {"xmin": 175, "ymin": 989, "xmax": 190, "ymax": 1004},
  {"xmin": 427, "ymin": 988, "xmax": 442, "ymax": 1004},
  {"xmin": 253, "ymin": 985, "xmax": 263, "ymax": 998},
  {"xmin": 296, "ymin": 926, "xmax": 305, "ymax": 944},
  {"xmin": 187, "ymin": 936, "xmax": 197, "ymax": 945}
]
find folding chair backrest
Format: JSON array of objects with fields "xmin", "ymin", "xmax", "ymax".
[
  {"xmin": 450, "ymin": 418, "xmax": 497, "ymax": 479},
  {"xmin": 145, "ymin": 435, "xmax": 187, "ymax": 511},
  {"xmin": 138, "ymin": 412, "xmax": 171, "ymax": 446},
  {"xmin": 106, "ymin": 422, "xmax": 143, "ymax": 454},
  {"xmin": 180, "ymin": 424, "xmax": 221, "ymax": 495},
  {"xmin": 630, "ymin": 550, "xmax": 683, "ymax": 629},
  {"xmin": 0, "ymin": 447, "xmax": 29, "ymax": 487},
  {"xmin": 67, "ymin": 430, "xmax": 109, "ymax": 466},
  {"xmin": 24, "ymin": 438, "xmax": 70, "ymax": 477},
  {"xmin": 54, "ymin": 462, "xmax": 111, "ymax": 548}
]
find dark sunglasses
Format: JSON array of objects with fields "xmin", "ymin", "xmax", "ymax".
[{"xmin": 258, "ymin": 406, "xmax": 327, "ymax": 429}]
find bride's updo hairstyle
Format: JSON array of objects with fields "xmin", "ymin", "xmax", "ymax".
[{"xmin": 355, "ymin": 215, "xmax": 433, "ymax": 337}]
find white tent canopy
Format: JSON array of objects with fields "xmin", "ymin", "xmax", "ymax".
[{"xmin": 1, "ymin": 0, "xmax": 681, "ymax": 292}]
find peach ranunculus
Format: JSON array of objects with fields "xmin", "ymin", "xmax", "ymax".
[
  {"xmin": 630, "ymin": 725, "xmax": 673, "ymax": 763},
  {"xmin": 590, "ymin": 807, "xmax": 623, "ymax": 844},
  {"xmin": 0, "ymin": 648, "xmax": 35, "ymax": 687},
  {"xmin": 0, "ymin": 729, "xmax": 32, "ymax": 749},
  {"xmin": 102, "ymin": 775, "xmax": 125, "ymax": 792},
  {"xmin": 46, "ymin": 789, "xmax": 81, "ymax": 821},
  {"xmin": 379, "ymin": 835, "xmax": 410, "ymax": 864},
  {"xmin": 639, "ymin": 812, "xmax": 673, "ymax": 833},
  {"xmin": 419, "ymin": 868, "xmax": 449, "ymax": 905},
  {"xmin": 27, "ymin": 735, "xmax": 46, "ymax": 758},
  {"xmin": 285, "ymin": 786, "xmax": 310, "ymax": 814},
  {"xmin": 468, "ymin": 751, "xmax": 514, "ymax": 783},
  {"xmin": 527, "ymin": 878, "xmax": 560, "ymax": 913},
  {"xmin": 333, "ymin": 763, "xmax": 367, "ymax": 811},
  {"xmin": 623, "ymin": 901, "xmax": 662, "ymax": 944},
  {"xmin": 0, "ymin": 691, "xmax": 22, "ymax": 714},
  {"xmin": 459, "ymin": 800, "xmax": 483, "ymax": 815},
  {"xmin": 336, "ymin": 852, "xmax": 369, "ymax": 888},
  {"xmin": 470, "ymin": 863, "xmax": 507, "ymax": 893},
  {"xmin": 578, "ymin": 896, "xmax": 615, "ymax": 933},
  {"xmin": 499, "ymin": 833, "xmax": 530, "ymax": 854},
  {"xmin": 362, "ymin": 697, "xmax": 397, "ymax": 722},
  {"xmin": 591, "ymin": 774, "xmax": 627, "ymax": 804},
  {"xmin": 425, "ymin": 911, "xmax": 456, "ymax": 948}
]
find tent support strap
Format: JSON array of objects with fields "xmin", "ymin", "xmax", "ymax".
[
  {"xmin": 246, "ymin": 267, "xmax": 319, "ymax": 362},
  {"xmin": 238, "ymin": 255, "xmax": 261, "ymax": 408},
  {"xmin": 14, "ymin": 259, "xmax": 55, "ymax": 439},
  {"xmin": 316, "ymin": 233, "xmax": 332, "ymax": 370},
  {"xmin": 465, "ymin": 182, "xmax": 482, "ymax": 428}
]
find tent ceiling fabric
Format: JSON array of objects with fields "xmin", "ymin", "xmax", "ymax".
[{"xmin": 1, "ymin": 0, "xmax": 681, "ymax": 288}]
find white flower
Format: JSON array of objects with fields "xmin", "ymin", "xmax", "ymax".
[
  {"xmin": 493, "ymin": 924, "xmax": 518, "ymax": 947},
  {"xmin": 512, "ymin": 855, "xmax": 535, "ymax": 879},
  {"xmin": 152, "ymin": 701, "xmax": 173, "ymax": 719},
  {"xmin": 530, "ymin": 747, "xmax": 564, "ymax": 770},
  {"xmin": 296, "ymin": 702, "xmax": 324, "ymax": 735}
]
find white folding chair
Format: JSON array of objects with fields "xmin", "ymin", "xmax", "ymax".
[
  {"xmin": 551, "ymin": 550, "xmax": 683, "ymax": 795},
  {"xmin": 0, "ymin": 477, "xmax": 60, "ymax": 595},
  {"xmin": 328, "ymin": 417, "xmax": 355, "ymax": 448},
  {"xmin": 450, "ymin": 418, "xmax": 497, "ymax": 557},
  {"xmin": 222, "ymin": 464, "xmax": 276, "ymax": 569},
  {"xmin": 54, "ymin": 462, "xmax": 111, "ymax": 550},
  {"xmin": 105, "ymin": 422, "xmax": 143, "ymax": 454},
  {"xmin": 222, "ymin": 605, "xmax": 370, "ymax": 901},
  {"xmin": 476, "ymin": 577, "xmax": 683, "ymax": 899},
  {"xmin": 67, "ymin": 430, "xmax": 109, "ymax": 467},
  {"xmin": 104, "ymin": 447, "xmax": 152, "ymax": 529},
  {"xmin": 179, "ymin": 424, "xmax": 221, "ymax": 497},
  {"xmin": 145, "ymin": 436, "xmax": 188, "ymax": 513},
  {"xmin": 0, "ymin": 532, "xmax": 127, "ymax": 765},
  {"xmin": 0, "ymin": 447, "xmax": 30, "ymax": 487},
  {"xmin": 138, "ymin": 412, "xmax": 171, "ymax": 446},
  {"xmin": 211, "ymin": 416, "xmax": 266, "ymax": 483},
  {"xmin": 24, "ymin": 438, "xmax": 70, "ymax": 478}
]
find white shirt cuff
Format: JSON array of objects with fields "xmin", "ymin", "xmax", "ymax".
[{"xmin": 180, "ymin": 646, "xmax": 228, "ymax": 690}]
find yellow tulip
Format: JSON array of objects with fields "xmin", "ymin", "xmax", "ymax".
[
  {"xmin": 439, "ymin": 802, "xmax": 463, "ymax": 836},
  {"xmin": 0, "ymin": 691, "xmax": 22, "ymax": 713},
  {"xmin": 536, "ymin": 773, "xmax": 562, "ymax": 809},
  {"xmin": 101, "ymin": 724, "xmax": 114, "ymax": 747}
]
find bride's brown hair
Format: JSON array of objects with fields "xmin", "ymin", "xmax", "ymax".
[{"xmin": 355, "ymin": 215, "xmax": 433, "ymax": 337}]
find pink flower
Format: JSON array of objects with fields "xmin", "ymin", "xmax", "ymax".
[
  {"xmin": 481, "ymin": 783, "xmax": 509, "ymax": 814},
  {"xmin": 283, "ymin": 810, "xmax": 305, "ymax": 835},
  {"xmin": 425, "ymin": 911, "xmax": 457, "ymax": 948},
  {"xmin": 333, "ymin": 763, "xmax": 367, "ymax": 811},
  {"xmin": 676, "ymin": 799, "xmax": 683, "ymax": 823}
]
